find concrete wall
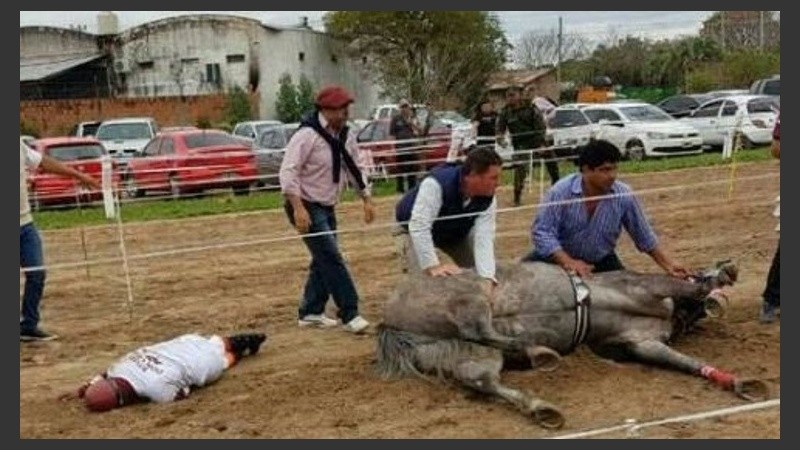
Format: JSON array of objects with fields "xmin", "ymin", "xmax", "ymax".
[
  {"xmin": 20, "ymin": 16, "xmax": 383, "ymax": 121},
  {"xmin": 20, "ymin": 93, "xmax": 259, "ymax": 137},
  {"xmin": 257, "ymin": 29, "xmax": 381, "ymax": 119},
  {"xmin": 20, "ymin": 26, "xmax": 99, "ymax": 58},
  {"xmin": 115, "ymin": 15, "xmax": 261, "ymax": 98},
  {"xmin": 114, "ymin": 15, "xmax": 381, "ymax": 120}
]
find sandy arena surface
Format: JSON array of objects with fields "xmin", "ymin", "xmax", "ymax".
[{"xmin": 20, "ymin": 161, "xmax": 780, "ymax": 438}]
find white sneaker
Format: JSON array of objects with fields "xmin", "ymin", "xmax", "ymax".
[
  {"xmin": 342, "ymin": 316, "xmax": 370, "ymax": 334},
  {"xmin": 298, "ymin": 314, "xmax": 339, "ymax": 328}
]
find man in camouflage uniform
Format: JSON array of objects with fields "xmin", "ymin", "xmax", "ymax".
[{"xmin": 496, "ymin": 85, "xmax": 559, "ymax": 206}]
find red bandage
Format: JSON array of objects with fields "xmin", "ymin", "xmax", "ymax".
[{"xmin": 700, "ymin": 366, "xmax": 735, "ymax": 389}]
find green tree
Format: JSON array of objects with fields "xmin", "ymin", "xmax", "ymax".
[
  {"xmin": 700, "ymin": 11, "xmax": 780, "ymax": 52},
  {"xmin": 225, "ymin": 86, "xmax": 253, "ymax": 125},
  {"xmin": 275, "ymin": 73, "xmax": 300, "ymax": 123},
  {"xmin": 324, "ymin": 11, "xmax": 509, "ymax": 109},
  {"xmin": 297, "ymin": 75, "xmax": 316, "ymax": 117}
]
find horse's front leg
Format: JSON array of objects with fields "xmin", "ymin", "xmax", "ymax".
[{"xmin": 624, "ymin": 340, "xmax": 769, "ymax": 402}]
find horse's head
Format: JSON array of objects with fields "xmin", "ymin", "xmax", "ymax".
[
  {"xmin": 691, "ymin": 260, "xmax": 738, "ymax": 288},
  {"xmin": 671, "ymin": 260, "xmax": 738, "ymax": 340}
]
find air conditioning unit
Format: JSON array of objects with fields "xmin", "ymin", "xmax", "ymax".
[{"xmin": 114, "ymin": 59, "xmax": 131, "ymax": 73}]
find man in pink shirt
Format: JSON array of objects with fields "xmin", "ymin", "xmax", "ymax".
[{"xmin": 279, "ymin": 85, "xmax": 375, "ymax": 334}]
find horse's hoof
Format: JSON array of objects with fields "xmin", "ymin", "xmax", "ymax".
[
  {"xmin": 530, "ymin": 401, "xmax": 565, "ymax": 430},
  {"xmin": 528, "ymin": 346, "xmax": 561, "ymax": 372},
  {"xmin": 704, "ymin": 291, "xmax": 729, "ymax": 319},
  {"xmin": 734, "ymin": 378, "xmax": 769, "ymax": 402}
]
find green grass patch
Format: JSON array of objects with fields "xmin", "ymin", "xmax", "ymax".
[{"xmin": 34, "ymin": 147, "xmax": 772, "ymax": 231}]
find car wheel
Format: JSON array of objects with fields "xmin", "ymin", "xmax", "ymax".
[
  {"xmin": 123, "ymin": 172, "xmax": 144, "ymax": 198},
  {"xmin": 626, "ymin": 140, "xmax": 646, "ymax": 161},
  {"xmin": 29, "ymin": 192, "xmax": 41, "ymax": 212},
  {"xmin": 738, "ymin": 133, "xmax": 755, "ymax": 149},
  {"xmin": 168, "ymin": 174, "xmax": 182, "ymax": 200},
  {"xmin": 233, "ymin": 184, "xmax": 251, "ymax": 196}
]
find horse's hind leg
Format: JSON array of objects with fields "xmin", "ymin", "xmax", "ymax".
[
  {"xmin": 452, "ymin": 350, "xmax": 565, "ymax": 429},
  {"xmin": 447, "ymin": 293, "xmax": 523, "ymax": 352},
  {"xmin": 619, "ymin": 339, "xmax": 769, "ymax": 402}
]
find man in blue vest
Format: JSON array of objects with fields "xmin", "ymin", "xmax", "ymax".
[{"xmin": 395, "ymin": 146, "xmax": 503, "ymax": 298}]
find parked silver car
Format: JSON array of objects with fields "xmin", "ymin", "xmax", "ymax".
[{"xmin": 252, "ymin": 123, "xmax": 300, "ymax": 188}]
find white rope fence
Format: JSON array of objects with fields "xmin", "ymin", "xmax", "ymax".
[
  {"xmin": 20, "ymin": 171, "xmax": 778, "ymax": 274},
  {"xmin": 549, "ymin": 398, "xmax": 780, "ymax": 439}
]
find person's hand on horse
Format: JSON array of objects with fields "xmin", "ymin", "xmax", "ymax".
[
  {"xmin": 425, "ymin": 264, "xmax": 463, "ymax": 277},
  {"xmin": 563, "ymin": 258, "xmax": 594, "ymax": 278},
  {"xmin": 665, "ymin": 263, "xmax": 690, "ymax": 280},
  {"xmin": 293, "ymin": 204, "xmax": 311, "ymax": 234},
  {"xmin": 362, "ymin": 197, "xmax": 376, "ymax": 224}
]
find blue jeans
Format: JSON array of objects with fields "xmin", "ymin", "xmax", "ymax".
[
  {"xmin": 523, "ymin": 250, "xmax": 625, "ymax": 273},
  {"xmin": 284, "ymin": 201, "xmax": 360, "ymax": 324},
  {"xmin": 20, "ymin": 223, "xmax": 46, "ymax": 332}
]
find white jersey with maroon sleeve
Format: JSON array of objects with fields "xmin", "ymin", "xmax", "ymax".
[{"xmin": 106, "ymin": 334, "xmax": 228, "ymax": 403}]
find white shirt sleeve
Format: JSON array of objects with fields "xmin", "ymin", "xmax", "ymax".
[
  {"xmin": 408, "ymin": 177, "xmax": 444, "ymax": 270},
  {"xmin": 22, "ymin": 141, "xmax": 42, "ymax": 169},
  {"xmin": 472, "ymin": 197, "xmax": 497, "ymax": 281}
]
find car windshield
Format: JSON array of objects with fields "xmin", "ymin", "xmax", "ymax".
[
  {"xmin": 184, "ymin": 133, "xmax": 243, "ymax": 149},
  {"xmin": 255, "ymin": 123, "xmax": 282, "ymax": 134},
  {"xmin": 97, "ymin": 123, "xmax": 152, "ymax": 140},
  {"xmin": 748, "ymin": 98, "xmax": 779, "ymax": 114},
  {"xmin": 47, "ymin": 144, "xmax": 104, "ymax": 161},
  {"xmin": 550, "ymin": 110, "xmax": 590, "ymax": 128},
  {"xmin": 762, "ymin": 79, "xmax": 780, "ymax": 96},
  {"xmin": 80, "ymin": 123, "xmax": 101, "ymax": 136},
  {"xmin": 619, "ymin": 105, "xmax": 674, "ymax": 122}
]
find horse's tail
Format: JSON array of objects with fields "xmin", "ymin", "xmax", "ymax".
[
  {"xmin": 375, "ymin": 323, "xmax": 426, "ymax": 379},
  {"xmin": 376, "ymin": 323, "xmax": 495, "ymax": 383}
]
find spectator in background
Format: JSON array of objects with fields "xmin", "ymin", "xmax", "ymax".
[
  {"xmin": 471, "ymin": 99, "xmax": 498, "ymax": 148},
  {"xmin": 496, "ymin": 85, "xmax": 558, "ymax": 206},
  {"xmin": 390, "ymin": 99, "xmax": 423, "ymax": 193}
]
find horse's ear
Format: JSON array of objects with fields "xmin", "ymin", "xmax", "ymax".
[{"xmin": 714, "ymin": 260, "xmax": 739, "ymax": 285}]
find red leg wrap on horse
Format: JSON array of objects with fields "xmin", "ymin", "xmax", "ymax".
[{"xmin": 700, "ymin": 366, "xmax": 735, "ymax": 389}]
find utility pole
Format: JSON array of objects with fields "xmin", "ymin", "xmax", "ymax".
[
  {"xmin": 759, "ymin": 11, "xmax": 765, "ymax": 51},
  {"xmin": 720, "ymin": 12, "xmax": 726, "ymax": 51},
  {"xmin": 557, "ymin": 16, "xmax": 563, "ymax": 85}
]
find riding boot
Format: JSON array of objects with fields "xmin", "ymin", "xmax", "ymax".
[{"xmin": 226, "ymin": 333, "xmax": 267, "ymax": 359}]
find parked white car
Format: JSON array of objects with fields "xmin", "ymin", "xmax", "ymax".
[
  {"xmin": 547, "ymin": 105, "xmax": 598, "ymax": 150},
  {"xmin": 95, "ymin": 117, "xmax": 158, "ymax": 159},
  {"xmin": 680, "ymin": 95, "xmax": 779, "ymax": 148},
  {"xmin": 580, "ymin": 103, "xmax": 703, "ymax": 160}
]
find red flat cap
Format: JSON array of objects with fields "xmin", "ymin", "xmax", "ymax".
[{"xmin": 315, "ymin": 85, "xmax": 355, "ymax": 109}]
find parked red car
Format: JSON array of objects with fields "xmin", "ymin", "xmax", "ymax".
[
  {"xmin": 28, "ymin": 137, "xmax": 113, "ymax": 209},
  {"xmin": 355, "ymin": 119, "xmax": 455, "ymax": 177},
  {"xmin": 122, "ymin": 130, "xmax": 257, "ymax": 199}
]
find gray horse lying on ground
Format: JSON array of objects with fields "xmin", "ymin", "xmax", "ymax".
[{"xmin": 376, "ymin": 260, "xmax": 768, "ymax": 429}]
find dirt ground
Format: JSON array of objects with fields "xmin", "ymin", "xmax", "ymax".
[{"xmin": 20, "ymin": 161, "xmax": 780, "ymax": 439}]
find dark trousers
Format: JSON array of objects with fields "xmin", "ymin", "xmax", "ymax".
[
  {"xmin": 395, "ymin": 145, "xmax": 419, "ymax": 193},
  {"xmin": 523, "ymin": 250, "xmax": 625, "ymax": 273},
  {"xmin": 20, "ymin": 223, "xmax": 46, "ymax": 332},
  {"xmin": 284, "ymin": 201, "xmax": 360, "ymax": 323},
  {"xmin": 762, "ymin": 241, "xmax": 780, "ymax": 307},
  {"xmin": 512, "ymin": 149, "xmax": 560, "ymax": 204}
]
